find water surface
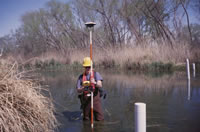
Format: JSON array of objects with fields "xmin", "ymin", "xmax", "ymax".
[{"xmin": 42, "ymin": 70, "xmax": 200, "ymax": 132}]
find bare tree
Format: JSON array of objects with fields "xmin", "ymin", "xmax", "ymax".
[
  {"xmin": 180, "ymin": 0, "xmax": 193, "ymax": 44},
  {"xmin": 2, "ymin": 0, "xmax": 199, "ymax": 58}
]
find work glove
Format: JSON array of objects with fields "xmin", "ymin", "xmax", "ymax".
[{"xmin": 103, "ymin": 91, "xmax": 107, "ymax": 99}]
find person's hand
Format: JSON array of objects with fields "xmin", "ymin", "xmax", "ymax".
[
  {"xmin": 77, "ymin": 86, "xmax": 85, "ymax": 93},
  {"xmin": 90, "ymin": 78, "xmax": 96, "ymax": 85}
]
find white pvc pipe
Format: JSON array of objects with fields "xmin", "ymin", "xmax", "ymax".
[
  {"xmin": 193, "ymin": 63, "xmax": 196, "ymax": 78},
  {"xmin": 135, "ymin": 103, "xmax": 146, "ymax": 132},
  {"xmin": 186, "ymin": 59, "xmax": 190, "ymax": 80},
  {"xmin": 91, "ymin": 91, "xmax": 94, "ymax": 128}
]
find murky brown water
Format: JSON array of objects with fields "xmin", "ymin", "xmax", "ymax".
[{"xmin": 41, "ymin": 70, "xmax": 200, "ymax": 132}]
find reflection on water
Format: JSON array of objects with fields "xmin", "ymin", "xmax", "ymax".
[
  {"xmin": 188, "ymin": 79, "xmax": 191, "ymax": 100},
  {"xmin": 41, "ymin": 70, "xmax": 200, "ymax": 132}
]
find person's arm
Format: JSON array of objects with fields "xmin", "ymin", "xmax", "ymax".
[
  {"xmin": 94, "ymin": 72, "xmax": 106, "ymax": 98},
  {"xmin": 96, "ymin": 80, "xmax": 102, "ymax": 88},
  {"xmin": 77, "ymin": 86, "xmax": 84, "ymax": 93},
  {"xmin": 91, "ymin": 78, "xmax": 102, "ymax": 88},
  {"xmin": 92, "ymin": 72, "xmax": 103, "ymax": 88},
  {"xmin": 77, "ymin": 75, "xmax": 84, "ymax": 93}
]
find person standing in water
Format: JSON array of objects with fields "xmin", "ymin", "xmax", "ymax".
[{"xmin": 76, "ymin": 57, "xmax": 104, "ymax": 121}]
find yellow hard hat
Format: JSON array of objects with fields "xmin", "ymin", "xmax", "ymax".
[{"xmin": 82, "ymin": 57, "xmax": 91, "ymax": 67}]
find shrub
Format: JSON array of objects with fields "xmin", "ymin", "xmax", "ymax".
[{"xmin": 0, "ymin": 61, "xmax": 57, "ymax": 132}]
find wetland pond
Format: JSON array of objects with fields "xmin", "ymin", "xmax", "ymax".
[{"xmin": 41, "ymin": 69, "xmax": 200, "ymax": 132}]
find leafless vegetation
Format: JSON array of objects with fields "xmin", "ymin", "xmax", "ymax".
[
  {"xmin": 0, "ymin": 0, "xmax": 199, "ymax": 63},
  {"xmin": 0, "ymin": 60, "xmax": 57, "ymax": 132}
]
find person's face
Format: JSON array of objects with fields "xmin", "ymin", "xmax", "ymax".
[{"xmin": 85, "ymin": 66, "xmax": 91, "ymax": 74}]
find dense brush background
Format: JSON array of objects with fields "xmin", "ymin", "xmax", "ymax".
[{"xmin": 0, "ymin": 0, "xmax": 199, "ymax": 67}]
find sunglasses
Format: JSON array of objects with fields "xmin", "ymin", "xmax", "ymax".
[{"xmin": 85, "ymin": 67, "xmax": 91, "ymax": 69}]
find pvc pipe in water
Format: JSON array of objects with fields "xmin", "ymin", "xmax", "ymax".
[
  {"xmin": 135, "ymin": 103, "xmax": 146, "ymax": 132},
  {"xmin": 186, "ymin": 59, "xmax": 190, "ymax": 80},
  {"xmin": 193, "ymin": 63, "xmax": 196, "ymax": 78}
]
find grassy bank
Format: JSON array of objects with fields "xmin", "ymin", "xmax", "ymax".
[
  {"xmin": 0, "ymin": 60, "xmax": 57, "ymax": 132},
  {"xmin": 16, "ymin": 42, "xmax": 200, "ymax": 72}
]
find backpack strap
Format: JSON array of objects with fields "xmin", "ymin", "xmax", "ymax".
[{"xmin": 81, "ymin": 71, "xmax": 96, "ymax": 82}]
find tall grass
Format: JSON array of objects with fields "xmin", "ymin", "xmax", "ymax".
[
  {"xmin": 72, "ymin": 42, "xmax": 192, "ymax": 70},
  {"xmin": 0, "ymin": 60, "xmax": 57, "ymax": 132},
  {"xmin": 95, "ymin": 43, "xmax": 190, "ymax": 65},
  {"xmin": 16, "ymin": 40, "xmax": 198, "ymax": 71},
  {"xmin": 69, "ymin": 41, "xmax": 192, "ymax": 66}
]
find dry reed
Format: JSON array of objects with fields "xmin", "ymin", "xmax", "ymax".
[
  {"xmin": 68, "ymin": 41, "xmax": 193, "ymax": 67},
  {"xmin": 0, "ymin": 60, "xmax": 57, "ymax": 132},
  {"xmin": 18, "ymin": 40, "xmax": 199, "ymax": 70}
]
